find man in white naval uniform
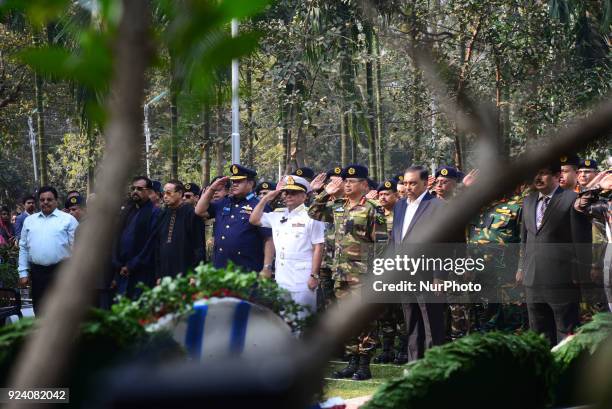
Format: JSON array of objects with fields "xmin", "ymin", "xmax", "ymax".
[{"xmin": 250, "ymin": 175, "xmax": 325, "ymax": 316}]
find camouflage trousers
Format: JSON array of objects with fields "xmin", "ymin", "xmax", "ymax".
[
  {"xmin": 378, "ymin": 304, "xmax": 407, "ymax": 345},
  {"xmin": 317, "ymin": 267, "xmax": 336, "ymax": 312},
  {"xmin": 335, "ymin": 280, "xmax": 377, "ymax": 357}
]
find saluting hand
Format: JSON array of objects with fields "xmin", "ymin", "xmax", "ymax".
[
  {"xmin": 310, "ymin": 173, "xmax": 327, "ymax": 192},
  {"xmin": 427, "ymin": 175, "xmax": 436, "ymax": 190},
  {"xmin": 462, "ymin": 169, "xmax": 479, "ymax": 187},
  {"xmin": 209, "ymin": 176, "xmax": 230, "ymax": 191},
  {"xmin": 325, "ymin": 177, "xmax": 343, "ymax": 196},
  {"xmin": 365, "ymin": 190, "xmax": 378, "ymax": 200},
  {"xmin": 263, "ymin": 189, "xmax": 283, "ymax": 202}
]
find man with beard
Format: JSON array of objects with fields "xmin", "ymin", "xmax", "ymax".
[
  {"xmin": 559, "ymin": 154, "xmax": 580, "ymax": 192},
  {"xmin": 516, "ymin": 164, "xmax": 592, "ymax": 345},
  {"xmin": 182, "ymin": 183, "xmax": 201, "ymax": 206},
  {"xmin": 111, "ymin": 176, "xmax": 160, "ymax": 299},
  {"xmin": 153, "ymin": 180, "xmax": 205, "ymax": 280},
  {"xmin": 196, "ymin": 165, "xmax": 274, "ymax": 275},
  {"xmin": 14, "ymin": 195, "xmax": 36, "ymax": 240}
]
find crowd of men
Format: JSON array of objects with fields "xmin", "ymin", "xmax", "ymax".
[{"xmin": 2, "ymin": 154, "xmax": 611, "ymax": 381}]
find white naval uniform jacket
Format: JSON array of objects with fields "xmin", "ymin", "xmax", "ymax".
[{"xmin": 260, "ymin": 204, "xmax": 325, "ymax": 292}]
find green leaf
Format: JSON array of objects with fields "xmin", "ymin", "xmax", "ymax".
[
  {"xmin": 17, "ymin": 46, "xmax": 78, "ymax": 77},
  {"xmin": 217, "ymin": 0, "xmax": 269, "ymax": 22}
]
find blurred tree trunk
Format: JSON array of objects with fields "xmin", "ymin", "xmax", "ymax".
[
  {"xmin": 86, "ymin": 123, "xmax": 95, "ymax": 194},
  {"xmin": 215, "ymin": 86, "xmax": 224, "ymax": 175},
  {"xmin": 34, "ymin": 69, "xmax": 47, "ymax": 186},
  {"xmin": 201, "ymin": 103, "xmax": 211, "ymax": 186},
  {"xmin": 246, "ymin": 57, "xmax": 254, "ymax": 167},
  {"xmin": 364, "ymin": 22, "xmax": 378, "ymax": 180},
  {"xmin": 170, "ymin": 91, "xmax": 179, "ymax": 179},
  {"xmin": 374, "ymin": 30, "xmax": 384, "ymax": 179}
]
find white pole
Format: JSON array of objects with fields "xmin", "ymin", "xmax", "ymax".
[
  {"xmin": 231, "ymin": 19, "xmax": 240, "ymax": 164},
  {"xmin": 28, "ymin": 116, "xmax": 38, "ymax": 184}
]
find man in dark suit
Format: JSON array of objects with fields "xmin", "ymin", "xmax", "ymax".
[
  {"xmin": 516, "ymin": 163, "xmax": 592, "ymax": 345},
  {"xmin": 390, "ymin": 165, "xmax": 449, "ymax": 361}
]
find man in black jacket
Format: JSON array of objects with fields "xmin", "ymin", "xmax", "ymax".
[
  {"xmin": 112, "ymin": 176, "xmax": 160, "ymax": 300},
  {"xmin": 516, "ymin": 164, "xmax": 592, "ymax": 345}
]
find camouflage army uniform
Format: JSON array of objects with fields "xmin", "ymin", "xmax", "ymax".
[
  {"xmin": 308, "ymin": 191, "xmax": 387, "ymax": 356},
  {"xmin": 317, "ymin": 221, "xmax": 336, "ymax": 312},
  {"xmin": 465, "ymin": 193, "xmax": 527, "ymax": 333},
  {"xmin": 375, "ymin": 208, "xmax": 409, "ymax": 363}
]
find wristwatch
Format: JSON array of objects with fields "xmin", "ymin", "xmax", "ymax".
[
  {"xmin": 310, "ymin": 274, "xmax": 319, "ymax": 279},
  {"xmin": 263, "ymin": 264, "xmax": 274, "ymax": 270}
]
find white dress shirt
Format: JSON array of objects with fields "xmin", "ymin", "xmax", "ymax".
[
  {"xmin": 401, "ymin": 190, "xmax": 428, "ymax": 240},
  {"xmin": 260, "ymin": 204, "xmax": 325, "ymax": 292},
  {"xmin": 18, "ymin": 208, "xmax": 79, "ymax": 277}
]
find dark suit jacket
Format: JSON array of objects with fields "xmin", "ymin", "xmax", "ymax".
[
  {"xmin": 389, "ymin": 192, "xmax": 455, "ymax": 280},
  {"xmin": 520, "ymin": 186, "xmax": 592, "ymax": 287}
]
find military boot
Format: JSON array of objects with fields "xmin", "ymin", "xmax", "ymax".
[
  {"xmin": 393, "ymin": 336, "xmax": 409, "ymax": 365},
  {"xmin": 351, "ymin": 355, "xmax": 372, "ymax": 381},
  {"xmin": 332, "ymin": 355, "xmax": 358, "ymax": 378},
  {"xmin": 373, "ymin": 339, "xmax": 394, "ymax": 363}
]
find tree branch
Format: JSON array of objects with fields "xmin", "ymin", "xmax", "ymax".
[{"xmin": 7, "ymin": 0, "xmax": 152, "ymax": 403}]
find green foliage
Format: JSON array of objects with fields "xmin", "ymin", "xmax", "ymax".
[
  {"xmin": 111, "ymin": 262, "xmax": 308, "ymax": 331},
  {"xmin": 552, "ymin": 313, "xmax": 612, "ymax": 406},
  {"xmin": 0, "ymin": 245, "xmax": 19, "ymax": 289},
  {"xmin": 363, "ymin": 331, "xmax": 556, "ymax": 409},
  {"xmin": 0, "ymin": 309, "xmax": 184, "ymax": 392}
]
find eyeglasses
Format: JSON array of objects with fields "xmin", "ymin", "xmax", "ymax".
[{"xmin": 131, "ymin": 186, "xmax": 148, "ymax": 192}]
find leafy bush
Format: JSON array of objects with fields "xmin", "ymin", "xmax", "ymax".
[
  {"xmin": 552, "ymin": 313, "xmax": 612, "ymax": 406},
  {"xmin": 0, "ymin": 309, "xmax": 183, "ymax": 407},
  {"xmin": 111, "ymin": 262, "xmax": 308, "ymax": 331},
  {"xmin": 363, "ymin": 331, "xmax": 556, "ymax": 409},
  {"xmin": 0, "ymin": 245, "xmax": 19, "ymax": 289}
]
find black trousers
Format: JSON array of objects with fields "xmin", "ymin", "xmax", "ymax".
[
  {"xmin": 401, "ymin": 301, "xmax": 446, "ymax": 362},
  {"xmin": 525, "ymin": 287, "xmax": 580, "ymax": 346},
  {"xmin": 30, "ymin": 262, "xmax": 61, "ymax": 315}
]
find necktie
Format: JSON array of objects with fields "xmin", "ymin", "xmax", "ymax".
[{"xmin": 536, "ymin": 196, "xmax": 550, "ymax": 230}]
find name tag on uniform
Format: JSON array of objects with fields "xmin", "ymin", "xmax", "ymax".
[
  {"xmin": 292, "ymin": 222, "xmax": 305, "ymax": 228},
  {"xmin": 334, "ymin": 207, "xmax": 344, "ymax": 213},
  {"xmin": 222, "ymin": 207, "xmax": 231, "ymax": 215}
]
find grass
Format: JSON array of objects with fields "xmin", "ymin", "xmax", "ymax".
[{"xmin": 323, "ymin": 361, "xmax": 407, "ymax": 400}]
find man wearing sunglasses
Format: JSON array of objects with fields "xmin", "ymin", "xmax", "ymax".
[
  {"xmin": 18, "ymin": 185, "xmax": 79, "ymax": 314},
  {"xmin": 111, "ymin": 176, "xmax": 160, "ymax": 300}
]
